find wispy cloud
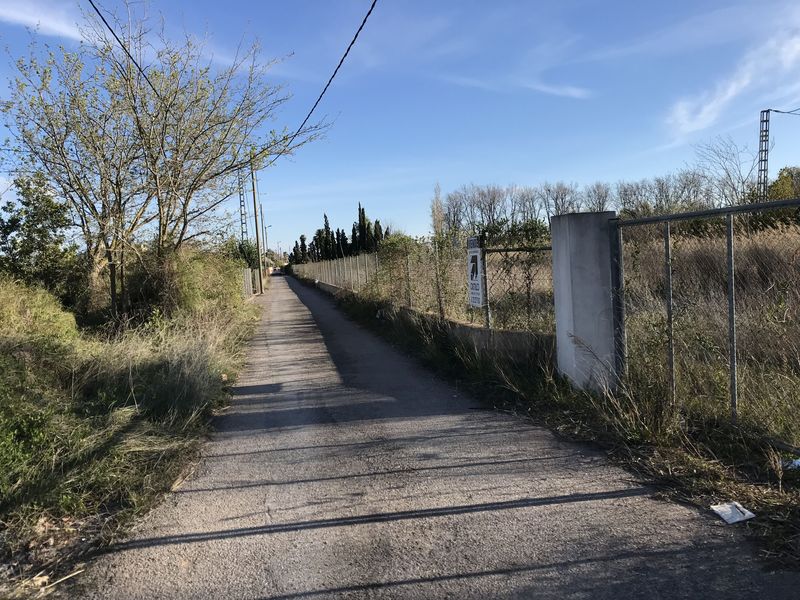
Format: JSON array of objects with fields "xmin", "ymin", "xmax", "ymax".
[
  {"xmin": 439, "ymin": 34, "xmax": 590, "ymax": 99},
  {"xmin": 443, "ymin": 74, "xmax": 591, "ymax": 99},
  {"xmin": 519, "ymin": 80, "xmax": 591, "ymax": 100},
  {"xmin": 0, "ymin": 0, "xmax": 82, "ymax": 41},
  {"xmin": 666, "ymin": 28, "xmax": 800, "ymax": 136},
  {"xmin": 586, "ymin": 3, "xmax": 775, "ymax": 62}
]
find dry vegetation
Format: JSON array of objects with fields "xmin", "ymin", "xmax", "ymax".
[
  {"xmin": 0, "ymin": 250, "xmax": 259, "ymax": 594},
  {"xmin": 623, "ymin": 217, "xmax": 800, "ymax": 446}
]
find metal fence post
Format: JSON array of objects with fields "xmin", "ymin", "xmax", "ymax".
[
  {"xmin": 609, "ymin": 219, "xmax": 628, "ymax": 380},
  {"xmin": 480, "ymin": 236, "xmax": 491, "ymax": 329},
  {"xmin": 726, "ymin": 213, "xmax": 738, "ymax": 423},
  {"xmin": 664, "ymin": 221, "xmax": 676, "ymax": 409}
]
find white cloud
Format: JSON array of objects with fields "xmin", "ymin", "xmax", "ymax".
[
  {"xmin": 520, "ymin": 81, "xmax": 591, "ymax": 100},
  {"xmin": 440, "ymin": 37, "xmax": 590, "ymax": 99},
  {"xmin": 0, "ymin": 0, "xmax": 82, "ymax": 41},
  {"xmin": 441, "ymin": 74, "xmax": 590, "ymax": 99},
  {"xmin": 666, "ymin": 30, "xmax": 800, "ymax": 136}
]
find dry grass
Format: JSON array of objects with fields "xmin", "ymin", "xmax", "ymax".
[
  {"xmin": 0, "ymin": 250, "xmax": 259, "ymax": 595},
  {"xmin": 623, "ymin": 221, "xmax": 800, "ymax": 446}
]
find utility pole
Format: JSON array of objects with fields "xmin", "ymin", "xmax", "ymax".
[
  {"xmin": 260, "ymin": 202, "xmax": 268, "ymax": 274},
  {"xmin": 250, "ymin": 158, "xmax": 264, "ymax": 294},
  {"xmin": 238, "ymin": 171, "xmax": 248, "ymax": 241},
  {"xmin": 260, "ymin": 203, "xmax": 268, "ymax": 254},
  {"xmin": 757, "ymin": 109, "xmax": 770, "ymax": 202}
]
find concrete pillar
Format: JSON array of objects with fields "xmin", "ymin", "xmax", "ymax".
[{"xmin": 551, "ymin": 211, "xmax": 618, "ymax": 390}]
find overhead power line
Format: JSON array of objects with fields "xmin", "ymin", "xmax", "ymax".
[
  {"xmin": 89, "ymin": 0, "xmax": 377, "ymax": 175},
  {"xmin": 86, "ymin": 0, "xmax": 161, "ymax": 100},
  {"xmin": 262, "ymin": 0, "xmax": 379, "ymax": 168},
  {"xmin": 771, "ymin": 108, "xmax": 800, "ymax": 116}
]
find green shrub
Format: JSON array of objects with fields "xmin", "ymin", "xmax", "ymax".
[{"xmin": 0, "ymin": 263, "xmax": 258, "ymax": 581}]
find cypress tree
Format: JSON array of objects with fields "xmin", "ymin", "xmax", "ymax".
[
  {"xmin": 358, "ymin": 203, "xmax": 367, "ymax": 253},
  {"xmin": 299, "ymin": 234, "xmax": 308, "ymax": 263},
  {"xmin": 351, "ymin": 222, "xmax": 359, "ymax": 255},
  {"xmin": 292, "ymin": 240, "xmax": 301, "ymax": 264},
  {"xmin": 323, "ymin": 214, "xmax": 333, "ymax": 259}
]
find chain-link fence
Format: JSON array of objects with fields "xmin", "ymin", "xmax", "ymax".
[
  {"xmin": 618, "ymin": 200, "xmax": 800, "ymax": 445},
  {"xmin": 293, "ymin": 238, "xmax": 555, "ymax": 336},
  {"xmin": 485, "ymin": 247, "xmax": 554, "ymax": 333}
]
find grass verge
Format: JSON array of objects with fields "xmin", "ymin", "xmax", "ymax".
[
  {"xmin": 299, "ymin": 277, "xmax": 800, "ymax": 568},
  {"xmin": 0, "ymin": 252, "xmax": 260, "ymax": 596}
]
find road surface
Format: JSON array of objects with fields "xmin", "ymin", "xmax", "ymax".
[{"xmin": 75, "ymin": 275, "xmax": 799, "ymax": 599}]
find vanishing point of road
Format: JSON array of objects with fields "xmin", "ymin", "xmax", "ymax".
[{"xmin": 75, "ymin": 275, "xmax": 799, "ymax": 599}]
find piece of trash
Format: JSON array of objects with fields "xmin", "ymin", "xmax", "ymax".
[
  {"xmin": 710, "ymin": 501, "xmax": 755, "ymax": 524},
  {"xmin": 783, "ymin": 458, "xmax": 800, "ymax": 470}
]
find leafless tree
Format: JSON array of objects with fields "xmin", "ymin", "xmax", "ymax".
[
  {"xmin": 512, "ymin": 185, "xmax": 543, "ymax": 223},
  {"xmin": 541, "ymin": 181, "xmax": 581, "ymax": 219},
  {"xmin": 694, "ymin": 136, "xmax": 757, "ymax": 206},
  {"xmin": 583, "ymin": 181, "xmax": 612, "ymax": 212}
]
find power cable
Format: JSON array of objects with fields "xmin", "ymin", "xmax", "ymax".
[
  {"xmin": 771, "ymin": 108, "xmax": 800, "ymax": 116},
  {"xmin": 261, "ymin": 0, "xmax": 378, "ymax": 168},
  {"xmin": 87, "ymin": 0, "xmax": 161, "ymax": 101}
]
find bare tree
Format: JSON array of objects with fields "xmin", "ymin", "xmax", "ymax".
[
  {"xmin": 443, "ymin": 187, "xmax": 466, "ymax": 235},
  {"xmin": 674, "ymin": 168, "xmax": 712, "ymax": 209},
  {"xmin": 694, "ymin": 136, "xmax": 757, "ymax": 206},
  {"xmin": 583, "ymin": 181, "xmax": 611, "ymax": 212},
  {"xmin": 511, "ymin": 185, "xmax": 543, "ymax": 223},
  {"xmin": 541, "ymin": 181, "xmax": 581, "ymax": 219},
  {"xmin": 474, "ymin": 184, "xmax": 508, "ymax": 232}
]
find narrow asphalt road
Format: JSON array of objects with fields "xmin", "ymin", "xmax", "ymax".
[{"xmin": 76, "ymin": 275, "xmax": 799, "ymax": 599}]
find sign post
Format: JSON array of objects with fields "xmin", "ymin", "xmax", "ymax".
[{"xmin": 466, "ymin": 236, "xmax": 490, "ymax": 327}]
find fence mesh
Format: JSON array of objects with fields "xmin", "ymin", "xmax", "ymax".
[
  {"xmin": 293, "ymin": 239, "xmax": 554, "ymax": 336},
  {"xmin": 485, "ymin": 249, "xmax": 554, "ymax": 333},
  {"xmin": 620, "ymin": 207, "xmax": 800, "ymax": 445}
]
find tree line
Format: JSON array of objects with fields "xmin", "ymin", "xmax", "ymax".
[
  {"xmin": 289, "ymin": 203, "xmax": 389, "ymax": 264},
  {"xmin": 431, "ymin": 138, "xmax": 800, "ymax": 244}
]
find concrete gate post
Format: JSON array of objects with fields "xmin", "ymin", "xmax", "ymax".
[{"xmin": 551, "ymin": 211, "xmax": 619, "ymax": 390}]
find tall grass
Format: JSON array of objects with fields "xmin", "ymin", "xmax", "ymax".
[
  {"xmin": 623, "ymin": 220, "xmax": 800, "ymax": 446},
  {"xmin": 0, "ymin": 248, "xmax": 258, "ymax": 589}
]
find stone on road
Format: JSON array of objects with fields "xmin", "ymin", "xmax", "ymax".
[{"xmin": 76, "ymin": 275, "xmax": 798, "ymax": 599}]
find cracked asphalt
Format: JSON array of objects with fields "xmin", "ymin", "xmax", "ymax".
[{"xmin": 73, "ymin": 275, "xmax": 800, "ymax": 599}]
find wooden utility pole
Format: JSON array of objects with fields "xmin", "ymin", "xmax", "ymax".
[{"xmin": 250, "ymin": 158, "xmax": 264, "ymax": 294}]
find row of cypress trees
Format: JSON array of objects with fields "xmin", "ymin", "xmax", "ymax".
[{"xmin": 289, "ymin": 203, "xmax": 389, "ymax": 264}]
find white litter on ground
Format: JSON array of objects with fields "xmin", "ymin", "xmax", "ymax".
[{"xmin": 710, "ymin": 501, "xmax": 755, "ymax": 524}]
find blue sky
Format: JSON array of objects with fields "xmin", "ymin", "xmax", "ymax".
[{"xmin": 2, "ymin": 0, "xmax": 800, "ymax": 252}]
